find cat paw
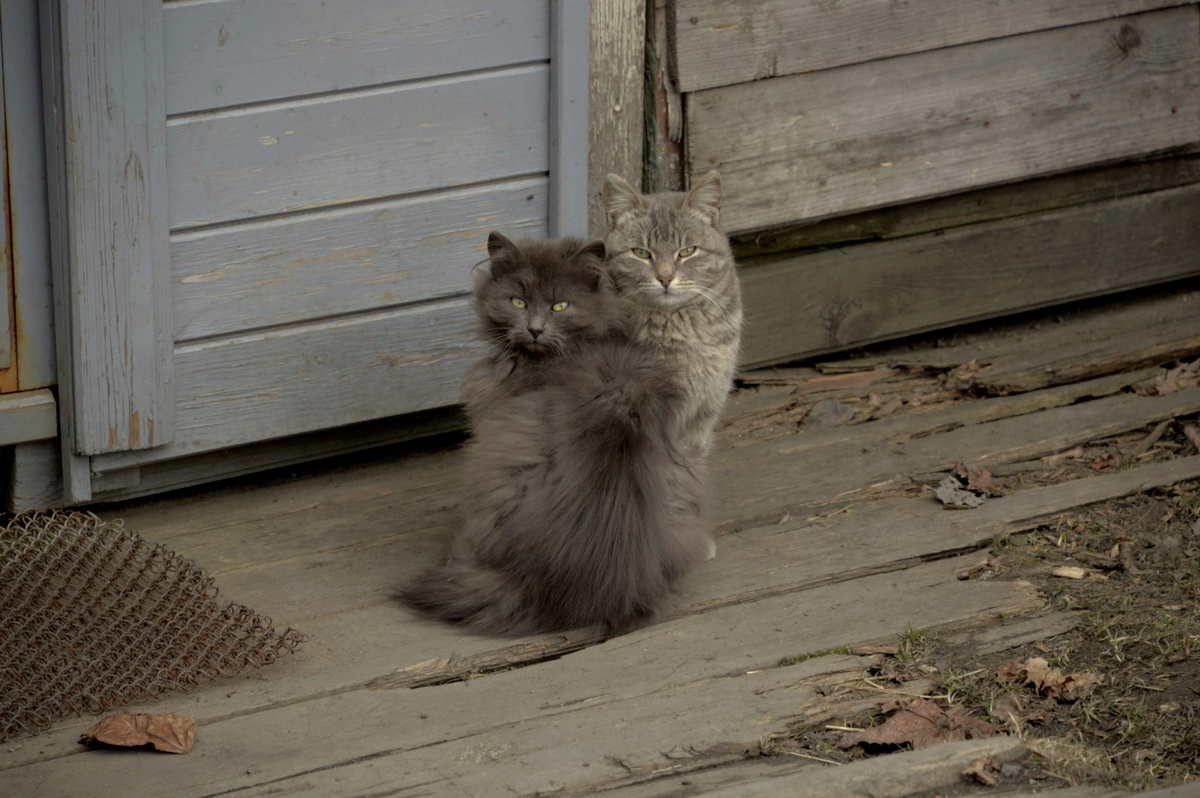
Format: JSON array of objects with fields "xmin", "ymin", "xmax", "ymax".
[{"xmin": 705, "ymin": 538, "xmax": 718, "ymax": 561}]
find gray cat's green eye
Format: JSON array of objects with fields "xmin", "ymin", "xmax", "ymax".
[
  {"xmin": 551, "ymin": 301, "xmax": 570, "ymax": 312},
  {"xmin": 631, "ymin": 247, "xmax": 652, "ymax": 259},
  {"xmin": 511, "ymin": 297, "xmax": 527, "ymax": 309},
  {"xmin": 678, "ymin": 246, "xmax": 697, "ymax": 258}
]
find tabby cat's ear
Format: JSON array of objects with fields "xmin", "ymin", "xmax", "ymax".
[
  {"xmin": 602, "ymin": 174, "xmax": 645, "ymax": 227},
  {"xmin": 683, "ymin": 170, "xmax": 722, "ymax": 225},
  {"xmin": 486, "ymin": 231, "xmax": 522, "ymax": 275}
]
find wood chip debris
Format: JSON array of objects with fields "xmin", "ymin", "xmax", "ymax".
[
  {"xmin": 1040, "ymin": 447, "xmax": 1083, "ymax": 467},
  {"xmin": 957, "ymin": 557, "xmax": 993, "ymax": 580},
  {"xmin": 1184, "ymin": 424, "xmax": 1200, "ymax": 454},
  {"xmin": 1050, "ymin": 566, "xmax": 1090, "ymax": 580}
]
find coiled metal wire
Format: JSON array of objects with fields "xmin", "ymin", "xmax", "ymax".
[{"xmin": 0, "ymin": 510, "xmax": 305, "ymax": 742}]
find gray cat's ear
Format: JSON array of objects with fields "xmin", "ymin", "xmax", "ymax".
[
  {"xmin": 574, "ymin": 240, "xmax": 608, "ymax": 290},
  {"xmin": 574, "ymin": 239, "xmax": 607, "ymax": 263},
  {"xmin": 486, "ymin": 231, "xmax": 521, "ymax": 274},
  {"xmin": 602, "ymin": 174, "xmax": 645, "ymax": 227},
  {"xmin": 683, "ymin": 170, "xmax": 722, "ymax": 225}
]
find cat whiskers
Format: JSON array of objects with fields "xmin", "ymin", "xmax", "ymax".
[{"xmin": 678, "ymin": 282, "xmax": 732, "ymax": 324}]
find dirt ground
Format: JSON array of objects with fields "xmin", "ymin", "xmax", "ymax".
[{"xmin": 776, "ymin": 416, "xmax": 1200, "ymax": 792}]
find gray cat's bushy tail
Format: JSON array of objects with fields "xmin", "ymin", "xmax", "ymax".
[{"xmin": 400, "ymin": 559, "xmax": 535, "ymax": 636}]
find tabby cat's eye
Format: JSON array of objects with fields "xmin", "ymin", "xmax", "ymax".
[
  {"xmin": 511, "ymin": 297, "xmax": 527, "ymax": 309},
  {"xmin": 551, "ymin": 301, "xmax": 570, "ymax": 312},
  {"xmin": 631, "ymin": 247, "xmax": 652, "ymax": 259},
  {"xmin": 678, "ymin": 246, "xmax": 697, "ymax": 258}
]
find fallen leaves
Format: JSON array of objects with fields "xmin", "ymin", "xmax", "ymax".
[
  {"xmin": 954, "ymin": 462, "xmax": 998, "ymax": 495},
  {"xmin": 80, "ymin": 712, "xmax": 196, "ymax": 754},
  {"xmin": 1090, "ymin": 453, "xmax": 1117, "ymax": 470},
  {"xmin": 836, "ymin": 697, "xmax": 999, "ymax": 751},
  {"xmin": 1132, "ymin": 358, "xmax": 1200, "ymax": 397},
  {"xmin": 935, "ymin": 475, "xmax": 985, "ymax": 509},
  {"xmin": 962, "ymin": 755, "xmax": 1003, "ymax": 785},
  {"xmin": 998, "ymin": 657, "xmax": 1102, "ymax": 701}
]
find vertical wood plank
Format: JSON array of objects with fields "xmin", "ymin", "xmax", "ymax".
[
  {"xmin": 39, "ymin": 0, "xmax": 173, "ymax": 458},
  {"xmin": 586, "ymin": 0, "xmax": 645, "ymax": 236},
  {"xmin": 643, "ymin": 0, "xmax": 682, "ymax": 194},
  {"xmin": 38, "ymin": 0, "xmax": 87, "ymax": 500},
  {"xmin": 0, "ymin": 34, "xmax": 14, "ymax": 377},
  {"xmin": 2, "ymin": 0, "xmax": 58, "ymax": 391},
  {"xmin": 550, "ymin": 0, "xmax": 591, "ymax": 238}
]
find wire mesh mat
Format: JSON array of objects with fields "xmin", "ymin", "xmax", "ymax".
[{"xmin": 0, "ymin": 510, "xmax": 305, "ymax": 742}]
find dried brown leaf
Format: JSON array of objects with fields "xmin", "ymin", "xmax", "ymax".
[
  {"xmin": 1061, "ymin": 671, "xmax": 1103, "ymax": 701},
  {"xmin": 962, "ymin": 755, "xmax": 1000, "ymax": 786},
  {"xmin": 80, "ymin": 712, "xmax": 196, "ymax": 754},
  {"xmin": 1090, "ymin": 453, "xmax": 1117, "ymax": 470},
  {"xmin": 997, "ymin": 657, "xmax": 1102, "ymax": 701},
  {"xmin": 836, "ymin": 697, "xmax": 998, "ymax": 751},
  {"xmin": 954, "ymin": 462, "xmax": 998, "ymax": 495},
  {"xmin": 992, "ymin": 692, "xmax": 1024, "ymax": 732}
]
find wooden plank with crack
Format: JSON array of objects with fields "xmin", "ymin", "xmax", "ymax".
[
  {"xmin": 730, "ymin": 154, "xmax": 1200, "ymax": 260},
  {"xmin": 673, "ymin": 0, "xmax": 1187, "ymax": 92},
  {"xmin": 6, "ymin": 453, "xmax": 1190, "ymax": 781},
  {"xmin": 688, "ymin": 9, "xmax": 1200, "ymax": 233},
  {"xmin": 104, "ymin": 371, "xmax": 1174, "ymax": 579},
  {"xmin": 739, "ymin": 184, "xmax": 1200, "ymax": 366},
  {"xmin": 0, "ymin": 555, "xmax": 1038, "ymax": 796},
  {"xmin": 718, "ymin": 386, "xmax": 1200, "ymax": 529},
  {"xmin": 702, "ymin": 737, "xmax": 1029, "ymax": 798},
  {"xmin": 815, "ymin": 285, "xmax": 1200, "ymax": 377}
]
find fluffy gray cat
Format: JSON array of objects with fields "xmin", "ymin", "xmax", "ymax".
[
  {"xmin": 402, "ymin": 233, "xmax": 711, "ymax": 636},
  {"xmin": 602, "ymin": 171, "xmax": 743, "ymax": 456}
]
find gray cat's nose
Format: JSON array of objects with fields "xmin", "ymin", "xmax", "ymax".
[
  {"xmin": 657, "ymin": 276, "xmax": 673, "ymax": 288},
  {"xmin": 528, "ymin": 327, "xmax": 543, "ymax": 340}
]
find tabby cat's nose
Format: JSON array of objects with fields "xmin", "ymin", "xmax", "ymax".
[
  {"xmin": 528, "ymin": 327, "xmax": 543, "ymax": 340},
  {"xmin": 657, "ymin": 275, "xmax": 673, "ymax": 288}
]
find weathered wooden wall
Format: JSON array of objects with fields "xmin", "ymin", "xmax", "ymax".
[
  {"xmin": 688, "ymin": 8, "xmax": 1200, "ymax": 233},
  {"xmin": 86, "ymin": 0, "xmax": 557, "ymax": 476},
  {"xmin": 670, "ymin": 1, "xmax": 1200, "ymax": 367}
]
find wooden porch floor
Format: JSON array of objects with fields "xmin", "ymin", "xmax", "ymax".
[{"xmin": 3, "ymin": 285, "xmax": 1200, "ymax": 797}]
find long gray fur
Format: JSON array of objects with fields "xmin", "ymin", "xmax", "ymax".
[{"xmin": 402, "ymin": 235, "xmax": 711, "ymax": 636}]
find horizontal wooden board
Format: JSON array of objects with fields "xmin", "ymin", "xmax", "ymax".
[
  {"xmin": 688, "ymin": 8, "xmax": 1200, "ymax": 232},
  {"xmin": 92, "ymin": 298, "xmax": 481, "ymax": 469},
  {"xmin": 167, "ymin": 64, "xmax": 549, "ymax": 228},
  {"xmin": 0, "ymin": 389, "xmax": 57, "ymax": 445},
  {"xmin": 731, "ymin": 154, "xmax": 1200, "ymax": 259},
  {"xmin": 674, "ymin": 0, "xmax": 1188, "ymax": 92},
  {"xmin": 738, "ymin": 183, "xmax": 1200, "ymax": 367},
  {"xmin": 162, "ymin": 0, "xmax": 550, "ymax": 115},
  {"xmin": 172, "ymin": 178, "xmax": 546, "ymax": 341}
]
